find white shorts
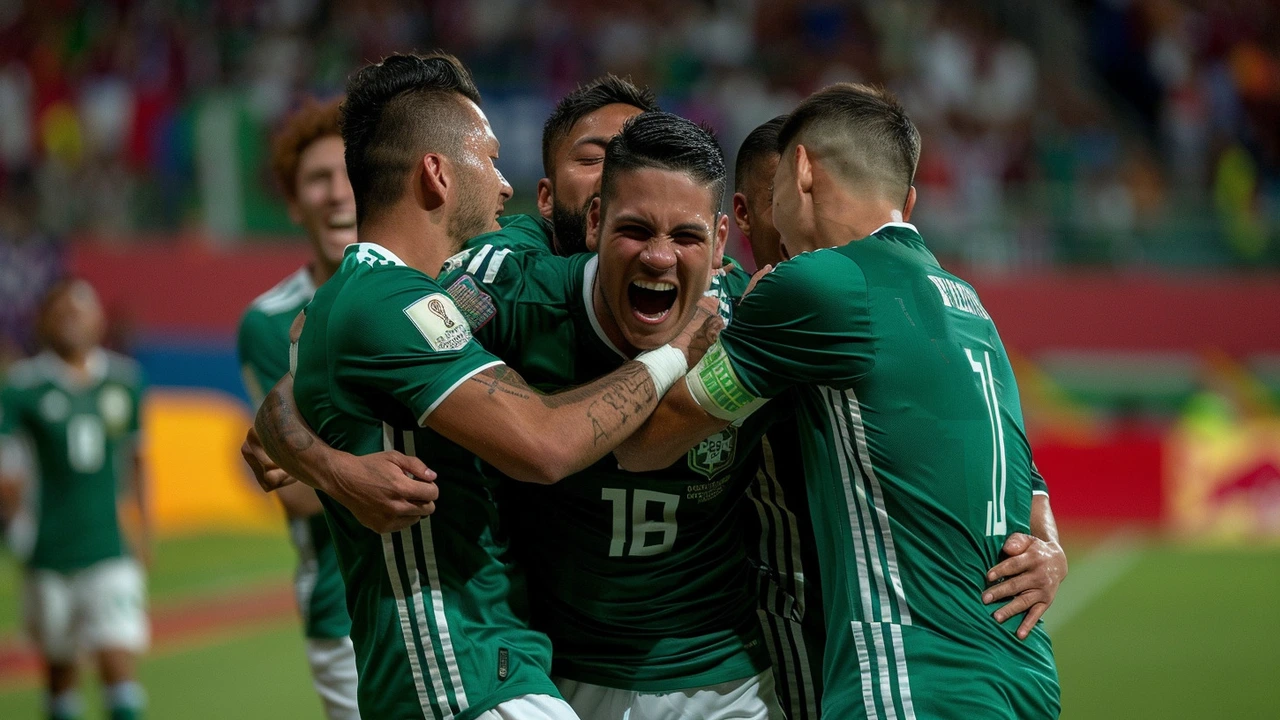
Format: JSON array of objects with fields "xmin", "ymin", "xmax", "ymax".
[
  {"xmin": 555, "ymin": 670, "xmax": 784, "ymax": 720},
  {"xmin": 306, "ymin": 636, "xmax": 361, "ymax": 720},
  {"xmin": 472, "ymin": 693, "xmax": 580, "ymax": 720},
  {"xmin": 23, "ymin": 557, "xmax": 149, "ymax": 662}
]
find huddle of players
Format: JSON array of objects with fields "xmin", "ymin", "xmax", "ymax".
[{"xmin": 240, "ymin": 52, "xmax": 1067, "ymax": 720}]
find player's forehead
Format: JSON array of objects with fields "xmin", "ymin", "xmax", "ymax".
[
  {"xmin": 297, "ymin": 134, "xmax": 345, "ymax": 172},
  {"xmin": 606, "ymin": 167, "xmax": 716, "ymax": 230},
  {"xmin": 557, "ymin": 103, "xmax": 644, "ymax": 159},
  {"xmin": 460, "ymin": 99, "xmax": 499, "ymax": 153}
]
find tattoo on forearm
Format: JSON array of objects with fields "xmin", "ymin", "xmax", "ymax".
[
  {"xmin": 257, "ymin": 388, "xmax": 316, "ymax": 465},
  {"xmin": 470, "ymin": 363, "xmax": 657, "ymax": 446}
]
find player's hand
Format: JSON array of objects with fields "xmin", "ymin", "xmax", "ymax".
[
  {"xmin": 324, "ymin": 451, "xmax": 440, "ymax": 534},
  {"xmin": 983, "ymin": 533, "xmax": 1068, "ymax": 640},
  {"xmin": 744, "ymin": 264, "xmax": 773, "ymax": 297},
  {"xmin": 671, "ymin": 294, "xmax": 724, "ymax": 367},
  {"xmin": 241, "ymin": 426, "xmax": 298, "ymax": 491}
]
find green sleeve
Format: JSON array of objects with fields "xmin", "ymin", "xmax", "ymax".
[
  {"xmin": 237, "ymin": 309, "xmax": 290, "ymax": 409},
  {"xmin": 718, "ymin": 249, "xmax": 876, "ymax": 398},
  {"xmin": 127, "ymin": 366, "xmax": 147, "ymax": 435},
  {"xmin": 1031, "ymin": 462, "xmax": 1049, "ymax": 496},
  {"xmin": 0, "ymin": 383, "xmax": 21, "ymax": 437},
  {"xmin": 333, "ymin": 268, "xmax": 504, "ymax": 424}
]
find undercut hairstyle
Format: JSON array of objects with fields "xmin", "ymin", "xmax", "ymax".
[
  {"xmin": 341, "ymin": 52, "xmax": 483, "ymax": 224},
  {"xmin": 271, "ymin": 97, "xmax": 343, "ymax": 201},
  {"xmin": 777, "ymin": 83, "xmax": 921, "ymax": 199},
  {"xmin": 542, "ymin": 75, "xmax": 659, "ymax": 178},
  {"xmin": 734, "ymin": 114, "xmax": 788, "ymax": 193},
  {"xmin": 600, "ymin": 111, "xmax": 726, "ymax": 214}
]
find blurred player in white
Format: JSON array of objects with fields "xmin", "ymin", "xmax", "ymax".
[
  {"xmin": 0, "ymin": 280, "xmax": 149, "ymax": 720},
  {"xmin": 236, "ymin": 97, "xmax": 361, "ymax": 720}
]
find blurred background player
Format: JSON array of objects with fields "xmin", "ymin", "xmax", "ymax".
[
  {"xmin": 236, "ymin": 98, "xmax": 360, "ymax": 720},
  {"xmin": 0, "ymin": 280, "xmax": 149, "ymax": 720}
]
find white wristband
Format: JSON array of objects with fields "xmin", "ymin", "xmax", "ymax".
[{"xmin": 635, "ymin": 345, "xmax": 688, "ymax": 396}]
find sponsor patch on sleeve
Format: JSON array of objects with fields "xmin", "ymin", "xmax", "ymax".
[
  {"xmin": 445, "ymin": 275, "xmax": 497, "ymax": 331},
  {"xmin": 404, "ymin": 294, "xmax": 473, "ymax": 352}
]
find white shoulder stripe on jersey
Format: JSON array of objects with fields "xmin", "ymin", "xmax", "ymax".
[
  {"xmin": 466, "ymin": 245, "xmax": 493, "ymax": 275},
  {"xmin": 482, "ymin": 248, "xmax": 511, "ymax": 283},
  {"xmin": 417, "ymin": 361, "xmax": 504, "ymax": 426}
]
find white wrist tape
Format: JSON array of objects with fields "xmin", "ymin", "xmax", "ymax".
[
  {"xmin": 636, "ymin": 344, "xmax": 688, "ymax": 396},
  {"xmin": 685, "ymin": 341, "xmax": 768, "ymax": 421}
]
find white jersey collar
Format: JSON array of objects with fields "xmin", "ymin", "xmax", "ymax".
[{"xmin": 350, "ymin": 242, "xmax": 408, "ymax": 267}]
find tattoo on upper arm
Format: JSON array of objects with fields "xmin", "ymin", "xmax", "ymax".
[{"xmin": 258, "ymin": 388, "xmax": 316, "ymax": 462}]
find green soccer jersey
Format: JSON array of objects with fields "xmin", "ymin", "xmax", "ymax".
[
  {"xmin": 703, "ymin": 223, "xmax": 1060, "ymax": 719},
  {"xmin": 743, "ymin": 413, "xmax": 826, "ymax": 720},
  {"xmin": 0, "ymin": 350, "xmax": 144, "ymax": 572},
  {"xmin": 292, "ymin": 242, "xmax": 558, "ymax": 720},
  {"xmin": 237, "ymin": 266, "xmax": 352, "ymax": 640},
  {"xmin": 438, "ymin": 235, "xmax": 772, "ymax": 692}
]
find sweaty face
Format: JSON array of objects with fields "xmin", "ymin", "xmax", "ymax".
[
  {"xmin": 744, "ymin": 154, "xmax": 783, "ymax": 268},
  {"xmin": 289, "ymin": 135, "xmax": 356, "ymax": 268},
  {"xmin": 548, "ymin": 103, "xmax": 644, "ymax": 255},
  {"xmin": 593, "ymin": 167, "xmax": 722, "ymax": 353},
  {"xmin": 448, "ymin": 102, "xmax": 514, "ymax": 249},
  {"xmin": 42, "ymin": 282, "xmax": 106, "ymax": 357}
]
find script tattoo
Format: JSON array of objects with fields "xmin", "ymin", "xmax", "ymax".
[
  {"xmin": 256, "ymin": 384, "xmax": 315, "ymax": 465},
  {"xmin": 472, "ymin": 365, "xmax": 534, "ymax": 401}
]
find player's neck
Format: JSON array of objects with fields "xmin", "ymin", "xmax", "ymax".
[
  {"xmin": 590, "ymin": 275, "xmax": 639, "ymax": 359},
  {"xmin": 812, "ymin": 192, "xmax": 906, "ymax": 249},
  {"xmin": 308, "ymin": 258, "xmax": 338, "ymax": 286},
  {"xmin": 357, "ymin": 209, "xmax": 454, "ymax": 278},
  {"xmin": 52, "ymin": 347, "xmax": 95, "ymax": 380}
]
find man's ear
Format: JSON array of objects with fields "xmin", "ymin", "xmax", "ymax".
[
  {"xmin": 903, "ymin": 185, "xmax": 917, "ymax": 222},
  {"xmin": 536, "ymin": 177, "xmax": 554, "ymax": 221},
  {"xmin": 713, "ymin": 211, "xmax": 729, "ymax": 269},
  {"xmin": 420, "ymin": 154, "xmax": 448, "ymax": 211},
  {"xmin": 795, "ymin": 144, "xmax": 813, "ymax": 195},
  {"xmin": 731, "ymin": 192, "xmax": 751, "ymax": 239},
  {"xmin": 585, "ymin": 196, "xmax": 603, "ymax": 252}
]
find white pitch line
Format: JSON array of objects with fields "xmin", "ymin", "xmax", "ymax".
[{"xmin": 1043, "ymin": 530, "xmax": 1147, "ymax": 634}]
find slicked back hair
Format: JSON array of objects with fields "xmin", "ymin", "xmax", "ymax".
[
  {"xmin": 600, "ymin": 111, "xmax": 726, "ymax": 216},
  {"xmin": 542, "ymin": 75, "xmax": 659, "ymax": 178},
  {"xmin": 734, "ymin": 114, "xmax": 788, "ymax": 193},
  {"xmin": 341, "ymin": 52, "xmax": 483, "ymax": 225},
  {"xmin": 777, "ymin": 83, "xmax": 921, "ymax": 200}
]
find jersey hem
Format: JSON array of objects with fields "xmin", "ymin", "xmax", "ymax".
[
  {"xmin": 551, "ymin": 657, "xmax": 766, "ymax": 693},
  {"xmin": 453, "ymin": 680, "xmax": 563, "ymax": 720}
]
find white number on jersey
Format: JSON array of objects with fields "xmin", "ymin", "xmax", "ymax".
[
  {"xmin": 67, "ymin": 414, "xmax": 106, "ymax": 473},
  {"xmin": 966, "ymin": 349, "xmax": 1008, "ymax": 536},
  {"xmin": 601, "ymin": 488, "xmax": 679, "ymax": 557}
]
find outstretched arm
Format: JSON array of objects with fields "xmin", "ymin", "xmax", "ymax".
[{"xmin": 613, "ymin": 377, "xmax": 728, "ymax": 472}]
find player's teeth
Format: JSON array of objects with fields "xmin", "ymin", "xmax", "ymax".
[{"xmin": 632, "ymin": 280, "xmax": 675, "ymax": 291}]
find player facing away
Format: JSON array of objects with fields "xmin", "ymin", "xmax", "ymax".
[
  {"xmin": 236, "ymin": 97, "xmax": 361, "ymax": 720},
  {"xmin": 620, "ymin": 84, "xmax": 1063, "ymax": 718},
  {"xmin": 262, "ymin": 53, "xmax": 721, "ymax": 720},
  {"xmin": 731, "ymin": 114, "xmax": 828, "ymax": 720},
  {"xmin": 0, "ymin": 280, "xmax": 149, "ymax": 720}
]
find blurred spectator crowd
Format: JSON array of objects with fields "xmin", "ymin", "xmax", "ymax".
[{"xmin": 0, "ymin": 0, "xmax": 1277, "ymax": 270}]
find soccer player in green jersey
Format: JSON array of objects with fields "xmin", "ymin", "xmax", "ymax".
[
  {"xmin": 620, "ymin": 85, "xmax": 1064, "ymax": 718},
  {"xmin": 0, "ymin": 280, "xmax": 149, "ymax": 720},
  {"xmin": 252, "ymin": 53, "xmax": 720, "ymax": 720},
  {"xmin": 236, "ymin": 97, "xmax": 361, "ymax": 720}
]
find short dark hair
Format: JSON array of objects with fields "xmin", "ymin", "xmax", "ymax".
[
  {"xmin": 777, "ymin": 83, "xmax": 920, "ymax": 198},
  {"xmin": 734, "ymin": 114, "xmax": 788, "ymax": 193},
  {"xmin": 341, "ymin": 52, "xmax": 482, "ymax": 224},
  {"xmin": 542, "ymin": 75, "xmax": 659, "ymax": 178},
  {"xmin": 600, "ymin": 111, "xmax": 726, "ymax": 214}
]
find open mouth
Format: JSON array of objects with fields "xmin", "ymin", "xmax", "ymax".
[
  {"xmin": 327, "ymin": 212, "xmax": 357, "ymax": 231},
  {"xmin": 627, "ymin": 279, "xmax": 678, "ymax": 324}
]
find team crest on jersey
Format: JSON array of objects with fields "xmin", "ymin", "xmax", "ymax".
[
  {"xmin": 39, "ymin": 390, "xmax": 69, "ymax": 423},
  {"xmin": 688, "ymin": 424, "xmax": 738, "ymax": 480},
  {"xmin": 98, "ymin": 385, "xmax": 132, "ymax": 433},
  {"xmin": 441, "ymin": 248, "xmax": 474, "ymax": 275},
  {"xmin": 446, "ymin": 275, "xmax": 496, "ymax": 331},
  {"xmin": 404, "ymin": 294, "xmax": 472, "ymax": 352}
]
